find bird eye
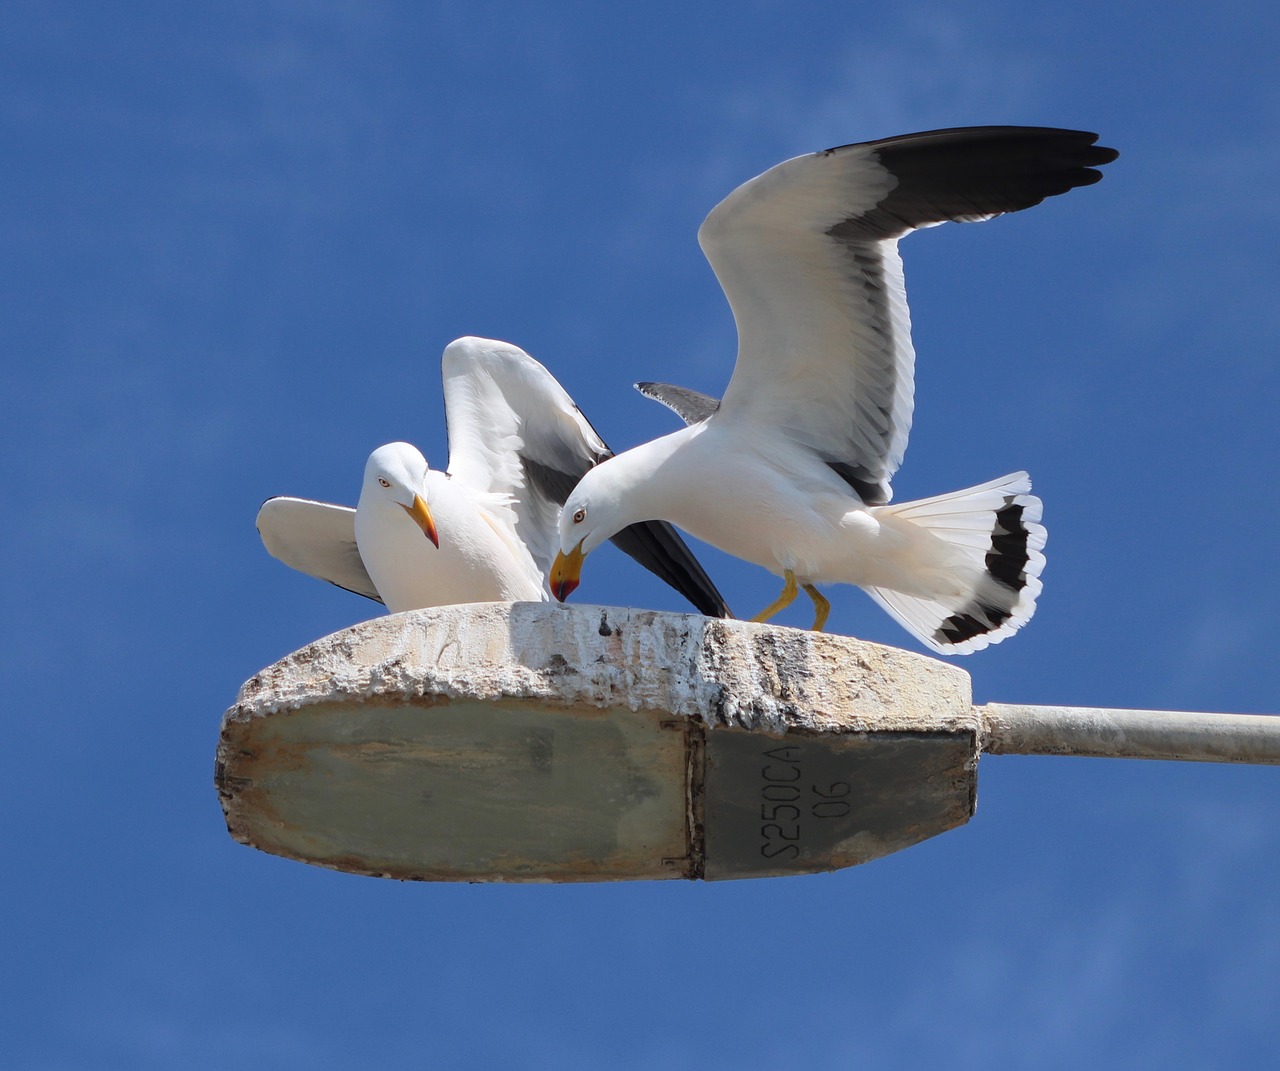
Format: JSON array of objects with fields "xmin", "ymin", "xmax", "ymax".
[
  {"xmin": 572, "ymin": 508, "xmax": 586, "ymax": 524},
  {"xmin": 378, "ymin": 477, "xmax": 391, "ymax": 488}
]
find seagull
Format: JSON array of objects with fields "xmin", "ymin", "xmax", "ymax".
[
  {"xmin": 257, "ymin": 336, "xmax": 731, "ymax": 617},
  {"xmin": 550, "ymin": 126, "xmax": 1117, "ymax": 654}
]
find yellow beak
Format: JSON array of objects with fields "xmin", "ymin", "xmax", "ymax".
[
  {"xmin": 550, "ymin": 542, "xmax": 586, "ymax": 601},
  {"xmin": 400, "ymin": 494, "xmax": 439, "ymax": 548}
]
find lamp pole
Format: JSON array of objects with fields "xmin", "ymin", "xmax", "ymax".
[{"xmin": 978, "ymin": 703, "xmax": 1280, "ymax": 765}]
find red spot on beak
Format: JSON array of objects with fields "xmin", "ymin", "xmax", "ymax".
[{"xmin": 550, "ymin": 545, "xmax": 585, "ymax": 601}]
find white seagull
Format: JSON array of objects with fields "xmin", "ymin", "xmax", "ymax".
[
  {"xmin": 257, "ymin": 336, "xmax": 731, "ymax": 617},
  {"xmin": 551, "ymin": 126, "xmax": 1118, "ymax": 654}
]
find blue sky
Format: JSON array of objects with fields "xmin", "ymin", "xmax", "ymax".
[{"xmin": 5, "ymin": 1, "xmax": 1279, "ymax": 1067}]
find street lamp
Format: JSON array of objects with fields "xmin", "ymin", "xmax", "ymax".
[{"xmin": 216, "ymin": 603, "xmax": 1280, "ymax": 882}]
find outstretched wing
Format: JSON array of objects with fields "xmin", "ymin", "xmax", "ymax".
[
  {"xmin": 441, "ymin": 337, "xmax": 731, "ymax": 617},
  {"xmin": 702, "ymin": 126, "xmax": 1117, "ymax": 504},
  {"xmin": 256, "ymin": 496, "xmax": 382, "ymax": 602}
]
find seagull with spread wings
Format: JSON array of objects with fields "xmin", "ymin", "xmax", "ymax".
[
  {"xmin": 551, "ymin": 127, "xmax": 1117, "ymax": 654},
  {"xmin": 258, "ymin": 336, "xmax": 731, "ymax": 617}
]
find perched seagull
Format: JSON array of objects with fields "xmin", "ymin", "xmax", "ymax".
[
  {"xmin": 551, "ymin": 126, "xmax": 1118, "ymax": 654},
  {"xmin": 257, "ymin": 336, "xmax": 731, "ymax": 617}
]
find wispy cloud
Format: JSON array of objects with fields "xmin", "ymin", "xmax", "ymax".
[
  {"xmin": 695, "ymin": 7, "xmax": 1045, "ymax": 181},
  {"xmin": 578, "ymin": 9, "xmax": 1051, "ymax": 384}
]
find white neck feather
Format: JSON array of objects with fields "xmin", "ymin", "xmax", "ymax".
[{"xmin": 580, "ymin": 426, "xmax": 698, "ymax": 545}]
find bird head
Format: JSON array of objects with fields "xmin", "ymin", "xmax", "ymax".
[
  {"xmin": 550, "ymin": 472, "xmax": 622, "ymax": 601},
  {"xmin": 360, "ymin": 442, "xmax": 440, "ymax": 548}
]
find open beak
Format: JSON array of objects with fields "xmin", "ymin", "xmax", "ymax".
[
  {"xmin": 550, "ymin": 542, "xmax": 586, "ymax": 602},
  {"xmin": 400, "ymin": 494, "xmax": 439, "ymax": 548}
]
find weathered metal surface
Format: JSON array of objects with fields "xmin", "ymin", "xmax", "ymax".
[
  {"xmin": 216, "ymin": 602, "xmax": 978, "ymax": 882},
  {"xmin": 979, "ymin": 703, "xmax": 1280, "ymax": 764},
  {"xmin": 219, "ymin": 698, "xmax": 690, "ymax": 882},
  {"xmin": 701, "ymin": 728, "xmax": 975, "ymax": 880}
]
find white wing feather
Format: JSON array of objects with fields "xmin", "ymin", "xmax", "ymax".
[
  {"xmin": 701, "ymin": 143, "xmax": 914, "ymax": 504},
  {"xmin": 256, "ymin": 497, "xmax": 381, "ymax": 602},
  {"xmin": 441, "ymin": 336, "xmax": 610, "ymax": 577},
  {"xmin": 701, "ymin": 127, "xmax": 1117, "ymax": 506}
]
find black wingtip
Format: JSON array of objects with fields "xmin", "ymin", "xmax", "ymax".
[
  {"xmin": 822, "ymin": 126, "xmax": 1120, "ymax": 242},
  {"xmin": 608, "ymin": 520, "xmax": 733, "ymax": 619}
]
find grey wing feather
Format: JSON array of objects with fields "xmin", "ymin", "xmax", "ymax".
[
  {"xmin": 634, "ymin": 382, "xmax": 721, "ymax": 425},
  {"xmin": 256, "ymin": 496, "xmax": 383, "ymax": 603}
]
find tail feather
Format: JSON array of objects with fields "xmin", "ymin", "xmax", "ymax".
[{"xmin": 865, "ymin": 472, "xmax": 1046, "ymax": 655}]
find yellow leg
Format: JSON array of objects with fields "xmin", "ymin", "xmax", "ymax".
[
  {"xmin": 750, "ymin": 570, "xmax": 798, "ymax": 623},
  {"xmin": 803, "ymin": 584, "xmax": 830, "ymax": 632}
]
